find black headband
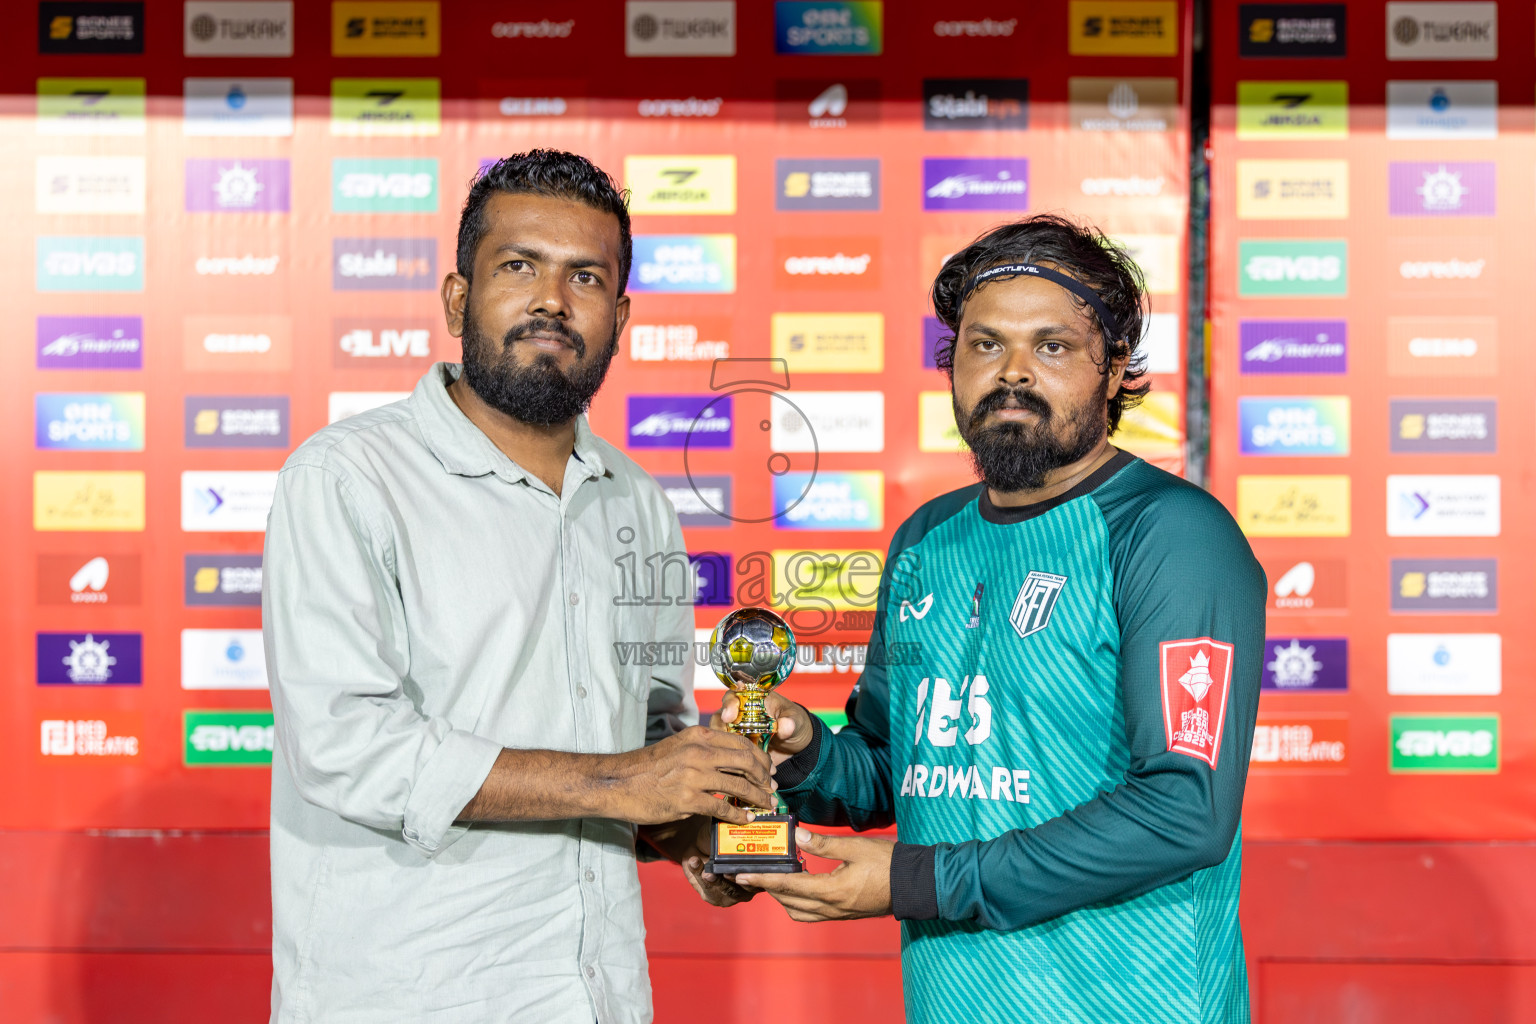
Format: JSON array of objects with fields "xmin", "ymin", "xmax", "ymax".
[{"xmin": 958, "ymin": 263, "xmax": 1123, "ymax": 340}]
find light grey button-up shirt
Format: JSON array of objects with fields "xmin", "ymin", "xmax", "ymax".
[{"xmin": 263, "ymin": 363, "xmax": 696, "ymax": 1024}]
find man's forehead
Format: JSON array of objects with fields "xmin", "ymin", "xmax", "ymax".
[
  {"xmin": 960, "ymin": 275, "xmax": 1096, "ymax": 332},
  {"xmin": 479, "ymin": 193, "xmax": 620, "ymax": 260}
]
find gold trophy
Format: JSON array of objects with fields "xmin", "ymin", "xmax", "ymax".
[{"xmin": 704, "ymin": 608, "xmax": 804, "ymax": 874}]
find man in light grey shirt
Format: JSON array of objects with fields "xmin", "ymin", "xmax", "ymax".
[{"xmin": 263, "ymin": 151, "xmax": 773, "ymax": 1023}]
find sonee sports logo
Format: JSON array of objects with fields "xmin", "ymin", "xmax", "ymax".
[{"xmin": 1159, "ymin": 638, "xmax": 1234, "ymax": 768}]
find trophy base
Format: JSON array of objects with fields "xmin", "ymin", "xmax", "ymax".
[{"xmin": 705, "ymin": 814, "xmax": 803, "ymax": 875}]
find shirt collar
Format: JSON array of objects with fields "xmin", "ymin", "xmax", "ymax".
[{"xmin": 411, "ymin": 362, "xmax": 607, "ymax": 483}]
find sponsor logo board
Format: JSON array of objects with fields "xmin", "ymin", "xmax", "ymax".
[
  {"xmin": 37, "ymin": 77, "xmax": 145, "ymax": 135},
  {"xmin": 627, "ymin": 319, "xmax": 730, "ymax": 362},
  {"xmin": 330, "ymin": 78, "xmax": 441, "ymax": 136},
  {"xmin": 332, "ymin": 1, "xmax": 440, "ymax": 56},
  {"xmin": 772, "ymin": 391, "xmax": 883, "ymax": 453},
  {"xmin": 1114, "ymin": 235, "xmax": 1179, "ymax": 294},
  {"xmin": 183, "ymin": 77, "xmax": 294, "ymax": 136},
  {"xmin": 933, "ymin": 18, "xmax": 1017, "ymax": 38},
  {"xmin": 182, "ymin": 629, "xmax": 268, "ymax": 689},
  {"xmin": 1237, "ymin": 475, "xmax": 1350, "ymax": 537},
  {"xmin": 1239, "ymin": 397, "xmax": 1348, "ymax": 456},
  {"xmin": 1386, "ymin": 2, "xmax": 1496, "ymax": 60},
  {"xmin": 1391, "ymin": 559, "xmax": 1497, "ymax": 614},
  {"xmin": 1239, "ymin": 239, "xmax": 1347, "ymax": 297},
  {"xmin": 918, "ymin": 391, "xmax": 965, "ymax": 452},
  {"xmin": 1262, "ymin": 558, "xmax": 1347, "ymax": 614},
  {"xmin": 184, "ymin": 396, "xmax": 289, "ymax": 448},
  {"xmin": 1239, "ymin": 319, "xmax": 1346, "ymax": 375},
  {"xmin": 35, "ymin": 156, "xmax": 145, "ymax": 214},
  {"xmin": 1386, "ymin": 80, "xmax": 1496, "ymax": 140},
  {"xmin": 658, "ymin": 474, "xmax": 732, "ymax": 527},
  {"xmin": 332, "ymin": 238, "xmax": 436, "ymax": 291},
  {"xmin": 1237, "ymin": 80, "xmax": 1348, "ymax": 139},
  {"xmin": 180, "ymin": 471, "xmax": 279, "ymax": 532},
  {"xmin": 689, "ymin": 553, "xmax": 733, "ymax": 606},
  {"xmin": 185, "ymin": 554, "xmax": 264, "ymax": 607},
  {"xmin": 1388, "ymin": 161, "xmax": 1494, "ymax": 217},
  {"xmin": 333, "ymin": 158, "xmax": 437, "ymax": 213},
  {"xmin": 627, "ymin": 395, "xmax": 733, "ymax": 450},
  {"xmin": 771, "ymin": 313, "xmax": 883, "ymax": 371},
  {"xmin": 1239, "ymin": 4, "xmax": 1347, "ymax": 57},
  {"xmin": 183, "ymin": 315, "xmax": 293, "ymax": 372},
  {"xmin": 1068, "ymin": 77, "xmax": 1177, "ymax": 132},
  {"xmin": 36, "ymin": 315, "xmax": 142, "ymax": 370},
  {"xmin": 1263, "ymin": 637, "xmax": 1348, "ymax": 692},
  {"xmin": 625, "ymin": 156, "xmax": 736, "ymax": 214},
  {"xmin": 773, "ymin": 471, "xmax": 884, "ymax": 530},
  {"xmin": 36, "ymin": 236, "xmax": 143, "ymax": 292},
  {"xmin": 775, "ymin": 2, "xmax": 882, "ymax": 55},
  {"xmin": 34, "ymin": 471, "xmax": 145, "ymax": 532},
  {"xmin": 38, "ymin": 631, "xmax": 142, "ymax": 686},
  {"xmin": 1391, "ymin": 715, "xmax": 1498, "ymax": 772},
  {"xmin": 774, "ymin": 80, "xmax": 880, "ymax": 128},
  {"xmin": 1237, "ymin": 159, "xmax": 1348, "ymax": 219},
  {"xmin": 35, "ymin": 393, "xmax": 145, "ymax": 451},
  {"xmin": 1070, "ymin": 1, "xmax": 1179, "ymax": 55},
  {"xmin": 1251, "ymin": 714, "xmax": 1349, "ymax": 771},
  {"xmin": 776, "ymin": 159, "xmax": 880, "ymax": 212},
  {"xmin": 333, "ymin": 319, "xmax": 435, "ymax": 367},
  {"xmin": 626, "ymin": 0, "xmax": 736, "ymax": 55},
  {"xmin": 185, "ymin": 158, "xmax": 290, "ymax": 212},
  {"xmin": 922, "ymin": 78, "xmax": 1027, "ymax": 131},
  {"xmin": 628, "ymin": 235, "xmax": 735, "ymax": 294},
  {"xmin": 185, "ymin": 1, "xmax": 294, "ymax": 56},
  {"xmin": 39, "ymin": 2, "xmax": 144, "ymax": 54},
  {"xmin": 40, "ymin": 715, "xmax": 141, "ymax": 758},
  {"xmin": 1390, "ymin": 237, "xmax": 1493, "ymax": 298},
  {"xmin": 490, "ymin": 18, "xmax": 575, "ymax": 40},
  {"xmin": 37, "ymin": 553, "xmax": 143, "ymax": 606},
  {"xmin": 923, "ymin": 158, "xmax": 1028, "ymax": 212},
  {"xmin": 1390, "ymin": 399, "xmax": 1496, "ymax": 454},
  {"xmin": 1386, "ymin": 475, "xmax": 1499, "ymax": 537},
  {"xmin": 775, "ymin": 238, "xmax": 880, "ymax": 290},
  {"xmin": 770, "ymin": 549, "xmax": 882, "ymax": 611},
  {"xmin": 1386, "ymin": 317, "xmax": 1496, "ymax": 377},
  {"xmin": 1141, "ymin": 313, "xmax": 1181, "ymax": 375},
  {"xmin": 185, "ymin": 710, "xmax": 275, "ymax": 765}
]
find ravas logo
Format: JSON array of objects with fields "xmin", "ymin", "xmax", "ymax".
[
  {"xmin": 1238, "ymin": 397, "xmax": 1349, "ymax": 456},
  {"xmin": 37, "ymin": 632, "xmax": 142, "ymax": 686},
  {"xmin": 773, "ymin": 472, "xmax": 884, "ymax": 530},
  {"xmin": 1390, "ymin": 399, "xmax": 1496, "ymax": 455},
  {"xmin": 184, "ymin": 396, "xmax": 289, "ymax": 448},
  {"xmin": 36, "ymin": 237, "xmax": 143, "ymax": 292},
  {"xmin": 332, "ymin": 238, "xmax": 437, "ymax": 291},
  {"xmin": 35, "ymin": 393, "xmax": 145, "ymax": 451},
  {"xmin": 1391, "ymin": 715, "xmax": 1498, "ymax": 773},
  {"xmin": 1237, "ymin": 81, "xmax": 1348, "ymax": 139},
  {"xmin": 627, "ymin": 395, "xmax": 733, "ymax": 450},
  {"xmin": 1386, "ymin": 81, "xmax": 1496, "ymax": 140},
  {"xmin": 183, "ymin": 77, "xmax": 294, "ymax": 136},
  {"xmin": 1239, "ymin": 319, "xmax": 1347, "ymax": 374},
  {"xmin": 40, "ymin": 3, "xmax": 145, "ymax": 54},
  {"xmin": 1262, "ymin": 637, "xmax": 1348, "ymax": 692},
  {"xmin": 332, "ymin": 158, "xmax": 438, "ymax": 213},
  {"xmin": 37, "ymin": 77, "xmax": 146, "ymax": 135},
  {"xmin": 185, "ymin": 158, "xmax": 291, "ymax": 212},
  {"xmin": 1239, "ymin": 4, "xmax": 1346, "ymax": 57},
  {"xmin": 330, "ymin": 78, "xmax": 441, "ymax": 136},
  {"xmin": 923, "ymin": 79, "xmax": 1028, "ymax": 131},
  {"xmin": 185, "ymin": 554, "xmax": 264, "ymax": 607},
  {"xmin": 184, "ymin": 710, "xmax": 275, "ymax": 766},
  {"xmin": 923, "ymin": 158, "xmax": 1028, "ymax": 212},
  {"xmin": 775, "ymin": 2, "xmax": 883, "ymax": 55},
  {"xmin": 1239, "ymin": 240, "xmax": 1347, "ymax": 297},
  {"xmin": 1391, "ymin": 558, "xmax": 1497, "ymax": 613},
  {"xmin": 628, "ymin": 235, "xmax": 736, "ymax": 293}
]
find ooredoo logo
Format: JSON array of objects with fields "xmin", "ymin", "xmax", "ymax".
[{"xmin": 774, "ymin": 237, "xmax": 880, "ymax": 291}]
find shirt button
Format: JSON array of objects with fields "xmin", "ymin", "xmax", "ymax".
[
  {"xmin": 585, "ymin": 966, "xmax": 596, "ymax": 979},
  {"xmin": 569, "ymin": 592, "xmax": 580, "ymax": 606},
  {"xmin": 576, "ymin": 685, "xmax": 588, "ymax": 699},
  {"xmin": 585, "ymin": 869, "xmax": 595, "ymax": 883}
]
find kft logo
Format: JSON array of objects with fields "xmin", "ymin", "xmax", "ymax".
[{"xmin": 1010, "ymin": 571, "xmax": 1067, "ymax": 639}]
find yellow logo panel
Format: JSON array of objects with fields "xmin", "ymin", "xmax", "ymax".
[
  {"xmin": 771, "ymin": 313, "xmax": 884, "ymax": 373},
  {"xmin": 1237, "ymin": 475, "xmax": 1350, "ymax": 537},
  {"xmin": 35, "ymin": 471, "xmax": 146, "ymax": 532},
  {"xmin": 1237, "ymin": 160, "xmax": 1350, "ymax": 220},
  {"xmin": 771, "ymin": 549, "xmax": 883, "ymax": 613},
  {"xmin": 1112, "ymin": 235, "xmax": 1179, "ymax": 295},
  {"xmin": 918, "ymin": 392, "xmax": 966, "ymax": 453},
  {"xmin": 1236, "ymin": 81, "xmax": 1348, "ymax": 140},
  {"xmin": 332, "ymin": 2, "xmax": 440, "ymax": 56},
  {"xmin": 330, "ymin": 78, "xmax": 441, "ymax": 136},
  {"xmin": 626, "ymin": 156, "xmax": 737, "ymax": 215},
  {"xmin": 1069, "ymin": 1, "xmax": 1179, "ymax": 55},
  {"xmin": 1115, "ymin": 391, "xmax": 1183, "ymax": 461}
]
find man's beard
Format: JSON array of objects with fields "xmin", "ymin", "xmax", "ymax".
[
  {"xmin": 953, "ymin": 374, "xmax": 1110, "ymax": 493},
  {"xmin": 460, "ymin": 305, "xmax": 617, "ymax": 427}
]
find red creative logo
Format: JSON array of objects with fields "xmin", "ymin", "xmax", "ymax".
[{"xmin": 1159, "ymin": 637, "xmax": 1234, "ymax": 768}]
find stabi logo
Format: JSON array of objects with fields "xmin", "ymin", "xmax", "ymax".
[
  {"xmin": 333, "ymin": 319, "xmax": 435, "ymax": 366},
  {"xmin": 933, "ymin": 18, "xmax": 1016, "ymax": 37},
  {"xmin": 491, "ymin": 18, "xmax": 573, "ymax": 38},
  {"xmin": 184, "ymin": 2, "xmax": 294, "ymax": 56},
  {"xmin": 923, "ymin": 78, "xmax": 1028, "ymax": 131},
  {"xmin": 332, "ymin": 238, "xmax": 437, "ymax": 291}
]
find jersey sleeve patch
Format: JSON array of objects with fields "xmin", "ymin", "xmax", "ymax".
[{"xmin": 1159, "ymin": 637, "xmax": 1235, "ymax": 769}]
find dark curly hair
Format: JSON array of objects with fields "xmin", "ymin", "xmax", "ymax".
[
  {"xmin": 930, "ymin": 214, "xmax": 1152, "ymax": 435},
  {"xmin": 456, "ymin": 149, "xmax": 633, "ymax": 294}
]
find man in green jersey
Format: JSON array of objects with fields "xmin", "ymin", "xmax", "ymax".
[{"xmin": 701, "ymin": 215, "xmax": 1266, "ymax": 1023}]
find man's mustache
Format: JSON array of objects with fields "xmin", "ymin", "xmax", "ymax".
[
  {"xmin": 968, "ymin": 387, "xmax": 1052, "ymax": 430},
  {"xmin": 504, "ymin": 317, "xmax": 586, "ymax": 358}
]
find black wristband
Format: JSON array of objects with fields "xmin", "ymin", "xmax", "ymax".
[
  {"xmin": 772, "ymin": 712, "xmax": 824, "ymax": 789},
  {"xmin": 889, "ymin": 843, "xmax": 940, "ymax": 921}
]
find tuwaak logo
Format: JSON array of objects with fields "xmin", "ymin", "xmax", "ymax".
[
  {"xmin": 1263, "ymin": 637, "xmax": 1347, "ymax": 692},
  {"xmin": 626, "ymin": 0, "xmax": 736, "ymax": 56},
  {"xmin": 35, "ymin": 156, "xmax": 145, "ymax": 215},
  {"xmin": 34, "ymin": 471, "xmax": 145, "ymax": 532},
  {"xmin": 185, "ymin": 158, "xmax": 291, "ymax": 212},
  {"xmin": 1236, "ymin": 475, "xmax": 1350, "ymax": 538},
  {"xmin": 772, "ymin": 391, "xmax": 883, "ymax": 453},
  {"xmin": 774, "ymin": 80, "xmax": 880, "ymax": 129},
  {"xmin": 1388, "ymin": 633, "xmax": 1501, "ymax": 696},
  {"xmin": 922, "ymin": 78, "xmax": 1028, "ymax": 131},
  {"xmin": 37, "ymin": 236, "xmax": 143, "ymax": 293},
  {"xmin": 1386, "ymin": 81, "xmax": 1495, "ymax": 140},
  {"xmin": 38, "ymin": 632, "xmax": 142, "ymax": 686},
  {"xmin": 1239, "ymin": 4, "xmax": 1346, "ymax": 57},
  {"xmin": 923, "ymin": 158, "xmax": 1028, "ymax": 212},
  {"xmin": 1386, "ymin": 2, "xmax": 1496, "ymax": 60},
  {"xmin": 332, "ymin": 238, "xmax": 436, "ymax": 291},
  {"xmin": 1236, "ymin": 159, "xmax": 1349, "ymax": 220},
  {"xmin": 1391, "ymin": 715, "xmax": 1498, "ymax": 773},
  {"xmin": 37, "ymin": 554, "xmax": 143, "ymax": 606},
  {"xmin": 1386, "ymin": 475, "xmax": 1500, "ymax": 537},
  {"xmin": 333, "ymin": 319, "xmax": 435, "ymax": 367},
  {"xmin": 180, "ymin": 470, "xmax": 279, "ymax": 532},
  {"xmin": 1238, "ymin": 397, "xmax": 1349, "ymax": 456},
  {"xmin": 1386, "ymin": 317, "xmax": 1496, "ymax": 378},
  {"xmin": 625, "ymin": 156, "xmax": 736, "ymax": 215},
  {"xmin": 35, "ymin": 393, "xmax": 145, "ymax": 451},
  {"xmin": 185, "ymin": 554, "xmax": 263, "ymax": 607},
  {"xmin": 40, "ymin": 716, "xmax": 141, "ymax": 758},
  {"xmin": 1262, "ymin": 558, "xmax": 1347, "ymax": 614},
  {"xmin": 627, "ymin": 319, "xmax": 730, "ymax": 363},
  {"xmin": 771, "ymin": 313, "xmax": 883, "ymax": 372},
  {"xmin": 184, "ymin": 396, "xmax": 289, "ymax": 449},
  {"xmin": 1239, "ymin": 319, "xmax": 1347, "ymax": 375},
  {"xmin": 1068, "ymin": 77, "xmax": 1177, "ymax": 132},
  {"xmin": 1010, "ymin": 571, "xmax": 1067, "ymax": 640},
  {"xmin": 330, "ymin": 78, "xmax": 441, "ymax": 136},
  {"xmin": 40, "ymin": 2, "xmax": 144, "ymax": 54},
  {"xmin": 37, "ymin": 77, "xmax": 146, "ymax": 136},
  {"xmin": 774, "ymin": 239, "xmax": 880, "ymax": 291},
  {"xmin": 1070, "ymin": 1, "xmax": 1179, "ymax": 55},
  {"xmin": 1390, "ymin": 399, "xmax": 1496, "ymax": 455},
  {"xmin": 185, "ymin": 710, "xmax": 275, "ymax": 766},
  {"xmin": 1391, "ymin": 558, "xmax": 1497, "ymax": 614},
  {"xmin": 182, "ymin": 629, "xmax": 268, "ymax": 689},
  {"xmin": 1237, "ymin": 80, "xmax": 1348, "ymax": 139},
  {"xmin": 776, "ymin": 159, "xmax": 880, "ymax": 211},
  {"xmin": 628, "ymin": 235, "xmax": 736, "ymax": 294},
  {"xmin": 332, "ymin": 1, "xmax": 440, "ymax": 56},
  {"xmin": 1389, "ymin": 162, "xmax": 1494, "ymax": 217},
  {"xmin": 628, "ymin": 395, "xmax": 733, "ymax": 450},
  {"xmin": 1251, "ymin": 713, "xmax": 1348, "ymax": 771},
  {"xmin": 1239, "ymin": 239, "xmax": 1347, "ymax": 297},
  {"xmin": 1159, "ymin": 637, "xmax": 1234, "ymax": 768},
  {"xmin": 658, "ymin": 474, "xmax": 732, "ymax": 527},
  {"xmin": 185, "ymin": 1, "xmax": 294, "ymax": 57},
  {"xmin": 332, "ymin": 158, "xmax": 437, "ymax": 213},
  {"xmin": 773, "ymin": 472, "xmax": 884, "ymax": 531},
  {"xmin": 775, "ymin": 2, "xmax": 882, "ymax": 55},
  {"xmin": 183, "ymin": 77, "xmax": 294, "ymax": 137},
  {"xmin": 183, "ymin": 315, "xmax": 293, "ymax": 373}
]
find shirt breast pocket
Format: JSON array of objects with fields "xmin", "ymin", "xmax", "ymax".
[{"xmin": 612, "ymin": 602, "xmax": 663, "ymax": 703}]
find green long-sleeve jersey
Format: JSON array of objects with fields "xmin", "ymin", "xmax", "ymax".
[{"xmin": 776, "ymin": 451, "xmax": 1266, "ymax": 1024}]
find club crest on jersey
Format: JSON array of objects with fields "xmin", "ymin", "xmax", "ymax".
[
  {"xmin": 1159, "ymin": 637, "xmax": 1235, "ymax": 768},
  {"xmin": 1009, "ymin": 571, "xmax": 1067, "ymax": 639},
  {"xmin": 899, "ymin": 594, "xmax": 933, "ymax": 621}
]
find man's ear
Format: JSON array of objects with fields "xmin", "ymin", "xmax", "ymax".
[
  {"xmin": 1106, "ymin": 339, "xmax": 1130, "ymax": 398},
  {"xmin": 613, "ymin": 293, "xmax": 631, "ymax": 340},
  {"xmin": 441, "ymin": 272, "xmax": 469, "ymax": 338}
]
